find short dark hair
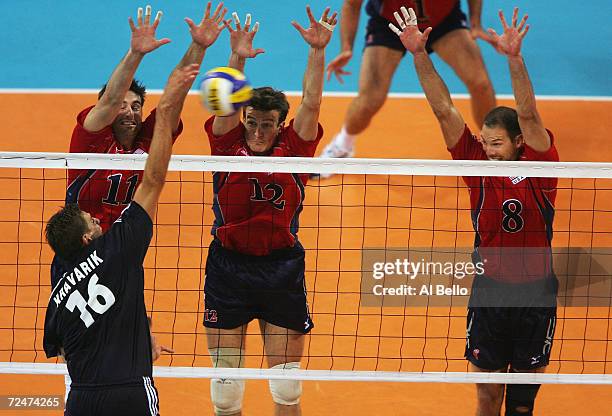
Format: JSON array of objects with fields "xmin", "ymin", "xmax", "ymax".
[
  {"xmin": 483, "ymin": 106, "xmax": 522, "ymax": 141},
  {"xmin": 246, "ymin": 87, "xmax": 290, "ymax": 124},
  {"xmin": 98, "ymin": 79, "xmax": 146, "ymax": 106},
  {"xmin": 45, "ymin": 204, "xmax": 87, "ymax": 261}
]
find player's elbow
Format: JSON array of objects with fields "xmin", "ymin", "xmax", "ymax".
[{"xmin": 432, "ymin": 103, "xmax": 455, "ymax": 122}]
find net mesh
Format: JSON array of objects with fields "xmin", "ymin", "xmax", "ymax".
[{"xmin": 0, "ymin": 153, "xmax": 611, "ymax": 383}]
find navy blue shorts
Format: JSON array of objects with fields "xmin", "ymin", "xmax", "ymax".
[
  {"xmin": 203, "ymin": 239, "xmax": 314, "ymax": 334},
  {"xmin": 465, "ymin": 306, "xmax": 557, "ymax": 371},
  {"xmin": 65, "ymin": 378, "xmax": 159, "ymax": 416},
  {"xmin": 364, "ymin": 1, "xmax": 468, "ymax": 54}
]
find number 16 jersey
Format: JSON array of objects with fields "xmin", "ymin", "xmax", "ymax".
[{"xmin": 43, "ymin": 202, "xmax": 153, "ymax": 387}]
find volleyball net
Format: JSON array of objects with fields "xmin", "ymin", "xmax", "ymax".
[{"xmin": 0, "ymin": 152, "xmax": 610, "ymax": 384}]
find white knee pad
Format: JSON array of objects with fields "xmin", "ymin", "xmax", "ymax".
[
  {"xmin": 269, "ymin": 362, "xmax": 302, "ymax": 406},
  {"xmin": 209, "ymin": 348, "xmax": 245, "ymax": 416}
]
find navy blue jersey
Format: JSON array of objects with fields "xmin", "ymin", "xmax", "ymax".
[{"xmin": 43, "ymin": 202, "xmax": 153, "ymax": 387}]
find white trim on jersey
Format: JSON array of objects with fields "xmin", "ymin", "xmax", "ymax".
[{"xmin": 143, "ymin": 376, "xmax": 159, "ymax": 416}]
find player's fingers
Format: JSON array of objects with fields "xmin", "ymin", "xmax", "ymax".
[
  {"xmin": 232, "ymin": 12, "xmax": 242, "ymax": 31},
  {"xmin": 152, "ymin": 11, "xmax": 163, "ymax": 30},
  {"xmin": 160, "ymin": 346, "xmax": 175, "ymax": 354},
  {"xmin": 144, "ymin": 5, "xmax": 152, "ymax": 25},
  {"xmin": 400, "ymin": 6, "xmax": 410, "ymax": 25},
  {"xmin": 388, "ymin": 22, "xmax": 402, "ymax": 37},
  {"xmin": 156, "ymin": 38, "xmax": 171, "ymax": 47},
  {"xmin": 321, "ymin": 7, "xmax": 330, "ymax": 22},
  {"xmin": 393, "ymin": 12, "xmax": 406, "ymax": 30},
  {"xmin": 244, "ymin": 13, "xmax": 251, "ymax": 31},
  {"xmin": 291, "ymin": 20, "xmax": 307, "ymax": 36},
  {"xmin": 211, "ymin": 1, "xmax": 223, "ymax": 20},
  {"xmin": 185, "ymin": 17, "xmax": 196, "ymax": 31},
  {"xmin": 252, "ymin": 48, "xmax": 265, "ymax": 57},
  {"xmin": 129, "ymin": 16, "xmax": 137, "ymax": 32},
  {"xmin": 252, "ymin": 21, "xmax": 260, "ymax": 34},
  {"xmin": 517, "ymin": 14, "xmax": 528, "ymax": 33},
  {"xmin": 204, "ymin": 1, "xmax": 212, "ymax": 20},
  {"xmin": 519, "ymin": 24, "xmax": 530, "ymax": 39},
  {"xmin": 329, "ymin": 11, "xmax": 338, "ymax": 26},
  {"xmin": 215, "ymin": 8, "xmax": 227, "ymax": 25},
  {"xmin": 306, "ymin": 5, "xmax": 317, "ymax": 24},
  {"xmin": 422, "ymin": 26, "xmax": 433, "ymax": 42},
  {"xmin": 137, "ymin": 7, "xmax": 144, "ymax": 26},
  {"xmin": 499, "ymin": 10, "xmax": 509, "ymax": 30},
  {"xmin": 408, "ymin": 7, "xmax": 417, "ymax": 26},
  {"xmin": 511, "ymin": 7, "xmax": 519, "ymax": 27}
]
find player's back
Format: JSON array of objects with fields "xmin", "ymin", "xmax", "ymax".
[{"xmin": 44, "ymin": 202, "xmax": 153, "ymax": 387}]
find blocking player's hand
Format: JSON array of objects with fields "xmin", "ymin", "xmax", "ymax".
[
  {"xmin": 185, "ymin": 1, "xmax": 229, "ymax": 49},
  {"xmin": 326, "ymin": 50, "xmax": 353, "ymax": 83},
  {"xmin": 226, "ymin": 12, "xmax": 265, "ymax": 59},
  {"xmin": 388, "ymin": 7, "xmax": 432, "ymax": 55},
  {"xmin": 292, "ymin": 6, "xmax": 338, "ymax": 50},
  {"xmin": 128, "ymin": 5, "xmax": 171, "ymax": 55},
  {"xmin": 486, "ymin": 8, "xmax": 529, "ymax": 57},
  {"xmin": 470, "ymin": 22, "xmax": 496, "ymax": 44}
]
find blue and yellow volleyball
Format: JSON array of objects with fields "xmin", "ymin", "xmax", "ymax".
[{"xmin": 199, "ymin": 67, "xmax": 253, "ymax": 116}]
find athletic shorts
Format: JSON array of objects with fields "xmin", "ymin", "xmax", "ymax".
[
  {"xmin": 364, "ymin": 1, "xmax": 468, "ymax": 54},
  {"xmin": 203, "ymin": 238, "xmax": 314, "ymax": 334},
  {"xmin": 465, "ymin": 306, "xmax": 557, "ymax": 371},
  {"xmin": 65, "ymin": 377, "xmax": 159, "ymax": 416}
]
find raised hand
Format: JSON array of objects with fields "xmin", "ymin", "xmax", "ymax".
[
  {"xmin": 128, "ymin": 5, "xmax": 171, "ymax": 55},
  {"xmin": 388, "ymin": 7, "xmax": 432, "ymax": 54},
  {"xmin": 226, "ymin": 12, "xmax": 265, "ymax": 59},
  {"xmin": 292, "ymin": 6, "xmax": 338, "ymax": 50},
  {"xmin": 486, "ymin": 8, "xmax": 529, "ymax": 56},
  {"xmin": 326, "ymin": 50, "xmax": 353, "ymax": 83},
  {"xmin": 184, "ymin": 1, "xmax": 229, "ymax": 49}
]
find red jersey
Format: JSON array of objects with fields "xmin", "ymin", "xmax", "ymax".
[
  {"xmin": 67, "ymin": 106, "xmax": 183, "ymax": 231},
  {"xmin": 205, "ymin": 117, "xmax": 323, "ymax": 256},
  {"xmin": 449, "ymin": 126, "xmax": 559, "ymax": 282},
  {"xmin": 369, "ymin": 0, "xmax": 459, "ymax": 29}
]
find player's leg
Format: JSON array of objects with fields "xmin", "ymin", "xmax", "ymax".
[
  {"xmin": 506, "ymin": 307, "xmax": 557, "ymax": 415},
  {"xmin": 465, "ymin": 307, "xmax": 512, "ymax": 415},
  {"xmin": 259, "ymin": 320, "xmax": 305, "ymax": 416},
  {"xmin": 203, "ymin": 239, "xmax": 255, "ymax": 416},
  {"xmin": 429, "ymin": 14, "xmax": 496, "ymax": 127},
  {"xmin": 317, "ymin": 12, "xmax": 403, "ymax": 172},
  {"xmin": 205, "ymin": 326, "xmax": 248, "ymax": 416}
]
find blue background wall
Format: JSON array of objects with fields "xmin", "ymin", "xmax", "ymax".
[{"xmin": 1, "ymin": 0, "xmax": 610, "ymax": 95}]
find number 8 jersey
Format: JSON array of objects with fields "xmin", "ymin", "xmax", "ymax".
[
  {"xmin": 449, "ymin": 126, "xmax": 559, "ymax": 283},
  {"xmin": 43, "ymin": 202, "xmax": 154, "ymax": 386},
  {"xmin": 205, "ymin": 117, "xmax": 323, "ymax": 256}
]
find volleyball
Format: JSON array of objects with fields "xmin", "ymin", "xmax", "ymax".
[{"xmin": 199, "ymin": 67, "xmax": 253, "ymax": 116}]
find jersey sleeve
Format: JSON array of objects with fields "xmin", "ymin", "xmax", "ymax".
[
  {"xmin": 104, "ymin": 201, "xmax": 153, "ymax": 264},
  {"xmin": 448, "ymin": 125, "xmax": 486, "ymax": 160},
  {"xmin": 43, "ymin": 306, "xmax": 61, "ymax": 358},
  {"xmin": 278, "ymin": 120, "xmax": 323, "ymax": 157},
  {"xmin": 70, "ymin": 106, "xmax": 113, "ymax": 153},
  {"xmin": 204, "ymin": 116, "xmax": 245, "ymax": 156}
]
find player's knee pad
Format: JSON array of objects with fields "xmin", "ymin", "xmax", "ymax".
[
  {"xmin": 268, "ymin": 362, "xmax": 302, "ymax": 406},
  {"xmin": 209, "ymin": 348, "xmax": 245, "ymax": 416},
  {"xmin": 505, "ymin": 383, "xmax": 540, "ymax": 416}
]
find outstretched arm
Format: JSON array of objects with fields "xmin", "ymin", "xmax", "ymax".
[
  {"xmin": 292, "ymin": 6, "xmax": 338, "ymax": 141},
  {"xmin": 326, "ymin": 0, "xmax": 363, "ymax": 83},
  {"xmin": 133, "ymin": 64, "xmax": 200, "ymax": 220},
  {"xmin": 488, "ymin": 8, "xmax": 549, "ymax": 151},
  {"xmin": 212, "ymin": 12, "xmax": 265, "ymax": 136},
  {"xmin": 390, "ymin": 7, "xmax": 465, "ymax": 148},
  {"xmin": 84, "ymin": 6, "xmax": 170, "ymax": 133},
  {"xmin": 134, "ymin": 3, "xmax": 227, "ymax": 219}
]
